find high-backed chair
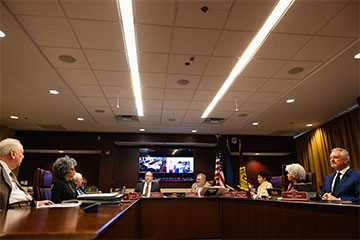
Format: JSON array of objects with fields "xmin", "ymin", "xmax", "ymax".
[
  {"xmin": 305, "ymin": 172, "xmax": 317, "ymax": 190},
  {"xmin": 270, "ymin": 175, "xmax": 286, "ymax": 190},
  {"xmin": 33, "ymin": 168, "xmax": 53, "ymax": 201}
]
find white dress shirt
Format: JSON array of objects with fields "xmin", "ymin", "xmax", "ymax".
[
  {"xmin": 331, "ymin": 166, "xmax": 350, "ymax": 192},
  {"xmin": 142, "ymin": 182, "xmax": 152, "ymax": 198}
]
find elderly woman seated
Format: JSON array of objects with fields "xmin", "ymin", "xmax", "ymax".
[
  {"xmin": 285, "ymin": 163, "xmax": 306, "ymax": 192},
  {"xmin": 51, "ymin": 156, "xmax": 78, "ymax": 203}
]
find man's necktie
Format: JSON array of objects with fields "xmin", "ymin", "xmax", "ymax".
[
  {"xmin": 144, "ymin": 183, "xmax": 149, "ymax": 196},
  {"xmin": 333, "ymin": 172, "xmax": 342, "ymax": 193}
]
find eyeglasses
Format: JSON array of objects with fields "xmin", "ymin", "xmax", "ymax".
[{"xmin": 70, "ymin": 168, "xmax": 76, "ymax": 171}]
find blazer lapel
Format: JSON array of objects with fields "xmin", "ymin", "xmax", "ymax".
[
  {"xmin": 334, "ymin": 168, "xmax": 352, "ymax": 195},
  {"xmin": 1, "ymin": 167, "xmax": 12, "ymax": 188}
]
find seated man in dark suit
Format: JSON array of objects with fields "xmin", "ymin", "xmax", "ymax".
[
  {"xmin": 322, "ymin": 148, "xmax": 360, "ymax": 201},
  {"xmin": 135, "ymin": 171, "xmax": 160, "ymax": 197},
  {"xmin": 73, "ymin": 172, "xmax": 86, "ymax": 196}
]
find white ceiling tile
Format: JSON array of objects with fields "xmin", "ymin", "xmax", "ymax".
[
  {"xmin": 134, "ymin": 0, "xmax": 175, "ymax": 26},
  {"xmin": 164, "ymin": 89, "xmax": 194, "ymax": 100},
  {"xmin": 60, "ymin": 0, "xmax": 119, "ymax": 21},
  {"xmin": 102, "ymin": 86, "xmax": 133, "ymax": 98},
  {"xmin": 163, "ymin": 100, "xmax": 190, "ymax": 110},
  {"xmin": 41, "ymin": 47, "xmax": 89, "ymax": 69},
  {"xmin": 112, "ymin": 107, "xmax": 137, "ymax": 116},
  {"xmin": 85, "ymin": 50, "xmax": 128, "ymax": 71},
  {"xmin": 139, "ymin": 52, "xmax": 168, "ymax": 73},
  {"xmin": 86, "ymin": 107, "xmax": 115, "ymax": 121},
  {"xmin": 188, "ymin": 101, "xmax": 208, "ymax": 111},
  {"xmin": 94, "ymin": 71, "xmax": 130, "ymax": 87},
  {"xmin": 274, "ymin": 0, "xmax": 347, "ymax": 34},
  {"xmin": 231, "ymin": 77, "xmax": 268, "ymax": 91},
  {"xmin": 197, "ymin": 76, "xmax": 225, "ymax": 90},
  {"xmin": 142, "ymin": 88, "xmax": 164, "ymax": 100},
  {"xmin": 171, "ymin": 28, "xmax": 221, "ymax": 55},
  {"xmin": 182, "ymin": 111, "xmax": 203, "ymax": 124},
  {"xmin": 166, "ymin": 74, "xmax": 201, "ymax": 89},
  {"xmin": 168, "ymin": 55, "xmax": 209, "ymax": 75},
  {"xmin": 204, "ymin": 57, "xmax": 238, "ymax": 76},
  {"xmin": 222, "ymin": 91, "xmax": 253, "ymax": 102},
  {"xmin": 17, "ymin": 16, "xmax": 79, "ymax": 48},
  {"xmin": 273, "ymin": 61, "xmax": 322, "ymax": 80},
  {"xmin": 214, "ymin": 102, "xmax": 238, "ymax": 111},
  {"xmin": 162, "ymin": 109, "xmax": 186, "ymax": 118},
  {"xmin": 79, "ymin": 97, "xmax": 109, "ymax": 107},
  {"xmin": 206, "ymin": 110, "xmax": 233, "ymax": 119},
  {"xmin": 140, "ymin": 73, "xmax": 166, "ymax": 88},
  {"xmin": 225, "ymin": 0, "xmax": 276, "ymax": 31},
  {"xmin": 71, "ymin": 20, "xmax": 124, "ymax": 50},
  {"xmin": 213, "ymin": 31, "xmax": 254, "ymax": 57},
  {"xmin": 255, "ymin": 33, "xmax": 312, "ymax": 60},
  {"xmin": 258, "ymin": 79, "xmax": 298, "ymax": 93},
  {"xmin": 176, "ymin": 0, "xmax": 232, "ymax": 29},
  {"xmin": 247, "ymin": 92, "xmax": 281, "ymax": 103},
  {"xmin": 241, "ymin": 59, "xmax": 286, "ymax": 78},
  {"xmin": 137, "ymin": 25, "xmax": 171, "ymax": 53},
  {"xmin": 108, "ymin": 98, "xmax": 135, "ymax": 110},
  {"xmin": 193, "ymin": 90, "xmax": 216, "ymax": 101},
  {"xmin": 139, "ymin": 116, "xmax": 161, "ymax": 124},
  {"xmin": 143, "ymin": 99, "xmax": 163, "ymax": 109},
  {"xmin": 238, "ymin": 103, "xmax": 266, "ymax": 111},
  {"xmin": 144, "ymin": 108, "xmax": 162, "ymax": 116},
  {"xmin": 71, "ymin": 85, "xmax": 104, "ymax": 97},
  {"xmin": 6, "ymin": 0, "xmax": 65, "ymax": 17},
  {"xmin": 292, "ymin": 36, "xmax": 355, "ymax": 62},
  {"xmin": 58, "ymin": 69, "xmax": 97, "ymax": 85},
  {"xmin": 161, "ymin": 116, "xmax": 182, "ymax": 125},
  {"xmin": 319, "ymin": 1, "xmax": 359, "ymax": 37}
]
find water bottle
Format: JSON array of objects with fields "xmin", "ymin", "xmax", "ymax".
[{"xmin": 122, "ymin": 186, "xmax": 126, "ymax": 193}]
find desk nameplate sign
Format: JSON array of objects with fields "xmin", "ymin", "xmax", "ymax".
[
  {"xmin": 129, "ymin": 192, "xmax": 141, "ymax": 199},
  {"xmin": 222, "ymin": 192, "xmax": 234, "ymax": 198},
  {"xmin": 282, "ymin": 191, "xmax": 308, "ymax": 201},
  {"xmin": 149, "ymin": 192, "xmax": 164, "ymax": 198},
  {"xmin": 234, "ymin": 191, "xmax": 248, "ymax": 199},
  {"xmin": 185, "ymin": 192, "xmax": 199, "ymax": 198}
]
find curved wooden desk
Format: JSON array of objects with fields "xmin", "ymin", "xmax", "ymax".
[{"xmin": 0, "ymin": 198, "xmax": 359, "ymax": 239}]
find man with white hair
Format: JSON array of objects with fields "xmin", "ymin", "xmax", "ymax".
[
  {"xmin": 322, "ymin": 148, "xmax": 360, "ymax": 201},
  {"xmin": 73, "ymin": 172, "xmax": 86, "ymax": 195},
  {"xmin": 0, "ymin": 138, "xmax": 53, "ymax": 210}
]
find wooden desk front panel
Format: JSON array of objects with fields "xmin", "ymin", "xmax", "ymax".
[{"xmin": 140, "ymin": 198, "xmax": 221, "ymax": 239}]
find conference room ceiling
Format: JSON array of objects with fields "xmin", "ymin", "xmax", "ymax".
[{"xmin": 1, "ymin": 0, "xmax": 359, "ymax": 136}]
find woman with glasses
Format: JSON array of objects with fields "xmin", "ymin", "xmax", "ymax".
[{"xmin": 51, "ymin": 156, "xmax": 78, "ymax": 203}]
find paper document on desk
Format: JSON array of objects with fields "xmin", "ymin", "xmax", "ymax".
[
  {"xmin": 36, "ymin": 202, "xmax": 81, "ymax": 209},
  {"xmin": 77, "ymin": 193, "xmax": 124, "ymax": 201}
]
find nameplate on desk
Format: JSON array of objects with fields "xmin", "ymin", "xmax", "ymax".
[
  {"xmin": 185, "ymin": 192, "xmax": 199, "ymax": 198},
  {"xmin": 282, "ymin": 191, "xmax": 308, "ymax": 201},
  {"xmin": 149, "ymin": 192, "xmax": 164, "ymax": 198},
  {"xmin": 222, "ymin": 192, "xmax": 234, "ymax": 198},
  {"xmin": 122, "ymin": 193, "xmax": 130, "ymax": 201},
  {"xmin": 129, "ymin": 192, "xmax": 141, "ymax": 199},
  {"xmin": 234, "ymin": 191, "xmax": 248, "ymax": 199}
]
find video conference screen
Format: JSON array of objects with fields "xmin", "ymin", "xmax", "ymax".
[{"xmin": 138, "ymin": 148, "xmax": 194, "ymax": 181}]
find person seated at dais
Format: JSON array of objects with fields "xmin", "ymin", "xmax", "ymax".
[
  {"xmin": 191, "ymin": 173, "xmax": 211, "ymax": 193},
  {"xmin": 73, "ymin": 172, "xmax": 86, "ymax": 196},
  {"xmin": 51, "ymin": 156, "xmax": 78, "ymax": 203},
  {"xmin": 285, "ymin": 163, "xmax": 306, "ymax": 192},
  {"xmin": 135, "ymin": 171, "xmax": 161, "ymax": 197},
  {"xmin": 250, "ymin": 171, "xmax": 273, "ymax": 199}
]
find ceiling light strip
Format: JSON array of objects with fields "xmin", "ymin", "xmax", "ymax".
[
  {"xmin": 201, "ymin": 0, "xmax": 294, "ymax": 118},
  {"xmin": 117, "ymin": 0, "xmax": 144, "ymax": 116}
]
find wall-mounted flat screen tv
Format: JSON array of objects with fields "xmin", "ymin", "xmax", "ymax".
[{"xmin": 139, "ymin": 148, "xmax": 194, "ymax": 181}]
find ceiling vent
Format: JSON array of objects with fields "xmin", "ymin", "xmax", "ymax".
[
  {"xmin": 38, "ymin": 124, "xmax": 66, "ymax": 131},
  {"xmin": 202, "ymin": 117, "xmax": 226, "ymax": 125},
  {"xmin": 116, "ymin": 115, "xmax": 139, "ymax": 122}
]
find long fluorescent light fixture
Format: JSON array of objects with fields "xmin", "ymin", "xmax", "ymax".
[
  {"xmin": 201, "ymin": 0, "xmax": 294, "ymax": 118},
  {"xmin": 117, "ymin": 0, "xmax": 144, "ymax": 116}
]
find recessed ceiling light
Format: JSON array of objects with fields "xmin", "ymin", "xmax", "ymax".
[
  {"xmin": 255, "ymin": 153, "xmax": 260, "ymax": 156},
  {"xmin": 288, "ymin": 67, "xmax": 304, "ymax": 74},
  {"xmin": 59, "ymin": 54, "xmax": 76, "ymax": 63},
  {"xmin": 94, "ymin": 109, "xmax": 105, "ymax": 113},
  {"xmin": 139, "ymin": 128, "xmax": 145, "ymax": 132},
  {"xmin": 201, "ymin": 0, "xmax": 294, "ymax": 119},
  {"xmin": 252, "ymin": 122, "xmax": 259, "ymax": 126},
  {"xmin": 58, "ymin": 150, "xmax": 64, "ymax": 153},
  {"xmin": 0, "ymin": 30, "xmax": 5, "ymax": 38},
  {"xmin": 10, "ymin": 115, "xmax": 19, "ymax": 120},
  {"xmin": 354, "ymin": 53, "xmax": 360, "ymax": 59},
  {"xmin": 49, "ymin": 90, "xmax": 59, "ymax": 95},
  {"xmin": 77, "ymin": 117, "xmax": 84, "ymax": 121},
  {"xmin": 192, "ymin": 129, "xmax": 197, "ymax": 133},
  {"xmin": 286, "ymin": 99, "xmax": 295, "ymax": 103},
  {"xmin": 306, "ymin": 123, "xmax": 313, "ymax": 127},
  {"xmin": 176, "ymin": 79, "xmax": 189, "ymax": 85}
]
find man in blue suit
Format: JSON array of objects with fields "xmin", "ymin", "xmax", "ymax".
[{"xmin": 322, "ymin": 148, "xmax": 360, "ymax": 201}]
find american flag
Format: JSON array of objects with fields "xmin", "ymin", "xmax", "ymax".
[{"xmin": 214, "ymin": 148, "xmax": 225, "ymax": 187}]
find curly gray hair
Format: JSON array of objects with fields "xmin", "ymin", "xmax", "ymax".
[
  {"xmin": 53, "ymin": 155, "xmax": 77, "ymax": 180},
  {"xmin": 285, "ymin": 163, "xmax": 306, "ymax": 181},
  {"xmin": 0, "ymin": 138, "xmax": 23, "ymax": 157}
]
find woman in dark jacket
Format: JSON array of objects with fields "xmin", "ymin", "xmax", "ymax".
[{"xmin": 51, "ymin": 156, "xmax": 78, "ymax": 203}]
